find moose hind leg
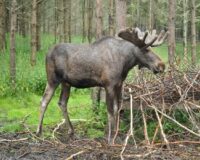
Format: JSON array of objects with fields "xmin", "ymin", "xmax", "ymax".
[
  {"xmin": 58, "ymin": 83, "xmax": 74, "ymax": 135},
  {"xmin": 36, "ymin": 83, "xmax": 58, "ymax": 136}
]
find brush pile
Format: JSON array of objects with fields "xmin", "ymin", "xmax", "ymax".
[{"xmin": 124, "ymin": 68, "xmax": 200, "ymax": 107}]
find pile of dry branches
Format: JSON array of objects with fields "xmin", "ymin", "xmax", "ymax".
[
  {"xmin": 124, "ymin": 68, "xmax": 200, "ymax": 106},
  {"xmin": 118, "ymin": 68, "xmax": 200, "ymax": 158}
]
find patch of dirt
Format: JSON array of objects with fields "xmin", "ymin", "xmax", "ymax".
[{"xmin": 0, "ymin": 132, "xmax": 200, "ymax": 160}]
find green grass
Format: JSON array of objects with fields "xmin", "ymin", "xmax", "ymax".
[{"xmin": 0, "ymin": 90, "xmax": 98, "ymax": 134}]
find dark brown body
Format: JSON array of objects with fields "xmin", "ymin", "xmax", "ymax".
[{"xmin": 36, "ymin": 36, "xmax": 165, "ymax": 144}]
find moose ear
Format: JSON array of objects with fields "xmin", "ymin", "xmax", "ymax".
[{"xmin": 118, "ymin": 28, "xmax": 133, "ymax": 42}]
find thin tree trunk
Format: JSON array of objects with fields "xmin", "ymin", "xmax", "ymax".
[
  {"xmin": 0, "ymin": 0, "xmax": 6, "ymax": 52},
  {"xmin": 20, "ymin": 0, "xmax": 26, "ymax": 37},
  {"xmin": 136, "ymin": 0, "xmax": 140, "ymax": 27},
  {"xmin": 58, "ymin": 0, "xmax": 63, "ymax": 42},
  {"xmin": 63, "ymin": 0, "xmax": 67, "ymax": 42},
  {"xmin": 115, "ymin": 0, "xmax": 127, "ymax": 32},
  {"xmin": 10, "ymin": 0, "xmax": 17, "ymax": 88},
  {"xmin": 67, "ymin": 0, "xmax": 71, "ymax": 42},
  {"xmin": 96, "ymin": 0, "xmax": 103, "ymax": 39},
  {"xmin": 149, "ymin": 0, "xmax": 153, "ymax": 31},
  {"xmin": 191, "ymin": 0, "xmax": 196, "ymax": 65},
  {"xmin": 108, "ymin": 0, "xmax": 114, "ymax": 36},
  {"xmin": 42, "ymin": 2, "xmax": 46, "ymax": 33},
  {"xmin": 82, "ymin": 0, "xmax": 86, "ymax": 42},
  {"xmin": 168, "ymin": 0, "xmax": 176, "ymax": 68},
  {"xmin": 183, "ymin": 0, "xmax": 188, "ymax": 64},
  {"xmin": 36, "ymin": 1, "xmax": 41, "ymax": 51},
  {"xmin": 31, "ymin": 0, "xmax": 37, "ymax": 66},
  {"xmin": 87, "ymin": 0, "xmax": 93, "ymax": 43},
  {"xmin": 54, "ymin": 0, "xmax": 58, "ymax": 43}
]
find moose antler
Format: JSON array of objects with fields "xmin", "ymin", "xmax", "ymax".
[{"xmin": 118, "ymin": 27, "xmax": 168, "ymax": 49}]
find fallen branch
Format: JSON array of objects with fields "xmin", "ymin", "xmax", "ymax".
[
  {"xmin": 65, "ymin": 150, "xmax": 87, "ymax": 160},
  {"xmin": 0, "ymin": 137, "xmax": 28, "ymax": 142},
  {"xmin": 149, "ymin": 105, "xmax": 200, "ymax": 138}
]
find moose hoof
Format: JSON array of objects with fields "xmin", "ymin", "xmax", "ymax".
[
  {"xmin": 68, "ymin": 130, "xmax": 74, "ymax": 137},
  {"xmin": 36, "ymin": 129, "xmax": 42, "ymax": 137}
]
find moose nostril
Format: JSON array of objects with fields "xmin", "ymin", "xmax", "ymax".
[{"xmin": 157, "ymin": 62, "xmax": 165, "ymax": 73}]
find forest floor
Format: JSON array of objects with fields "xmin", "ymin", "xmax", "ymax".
[{"xmin": 1, "ymin": 131, "xmax": 200, "ymax": 160}]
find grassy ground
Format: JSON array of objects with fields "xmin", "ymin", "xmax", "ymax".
[{"xmin": 0, "ymin": 33, "xmax": 199, "ymax": 139}]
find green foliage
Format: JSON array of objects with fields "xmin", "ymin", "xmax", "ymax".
[{"xmin": 0, "ymin": 34, "xmax": 86, "ymax": 97}]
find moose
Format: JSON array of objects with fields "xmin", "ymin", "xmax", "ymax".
[{"xmin": 36, "ymin": 28, "xmax": 168, "ymax": 144}]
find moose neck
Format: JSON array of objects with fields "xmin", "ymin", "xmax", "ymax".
[{"xmin": 119, "ymin": 42, "xmax": 141, "ymax": 80}]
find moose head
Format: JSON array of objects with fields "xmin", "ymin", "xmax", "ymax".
[{"xmin": 118, "ymin": 27, "xmax": 168, "ymax": 74}]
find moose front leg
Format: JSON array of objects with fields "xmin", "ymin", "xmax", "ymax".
[{"xmin": 106, "ymin": 86, "xmax": 120, "ymax": 145}]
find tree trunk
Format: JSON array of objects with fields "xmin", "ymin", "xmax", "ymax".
[
  {"xmin": 115, "ymin": 0, "xmax": 127, "ymax": 32},
  {"xmin": 149, "ymin": 0, "xmax": 153, "ymax": 31},
  {"xmin": 136, "ymin": 0, "xmax": 140, "ymax": 27},
  {"xmin": 183, "ymin": 0, "xmax": 188, "ymax": 64},
  {"xmin": 108, "ymin": 0, "xmax": 114, "ymax": 36},
  {"xmin": 63, "ymin": 0, "xmax": 71, "ymax": 43},
  {"xmin": 54, "ymin": 0, "xmax": 58, "ymax": 43},
  {"xmin": 5, "ymin": 1, "xmax": 10, "ymax": 33},
  {"xmin": 58, "ymin": 0, "xmax": 63, "ymax": 42},
  {"xmin": 10, "ymin": 0, "xmax": 17, "ymax": 88},
  {"xmin": 191, "ymin": 0, "xmax": 196, "ymax": 65},
  {"xmin": 168, "ymin": 0, "xmax": 176, "ymax": 68},
  {"xmin": 87, "ymin": 0, "xmax": 93, "ymax": 43},
  {"xmin": 31, "ymin": 0, "xmax": 37, "ymax": 66},
  {"xmin": 96, "ymin": 0, "xmax": 103, "ymax": 39},
  {"xmin": 82, "ymin": 0, "xmax": 86, "ymax": 42},
  {"xmin": 67, "ymin": 0, "xmax": 71, "ymax": 42},
  {"xmin": 0, "ymin": 0, "xmax": 6, "ymax": 52},
  {"xmin": 20, "ymin": 0, "xmax": 26, "ymax": 37},
  {"xmin": 63, "ymin": 0, "xmax": 67, "ymax": 42},
  {"xmin": 42, "ymin": 2, "xmax": 46, "ymax": 33},
  {"xmin": 36, "ymin": 1, "xmax": 41, "ymax": 51}
]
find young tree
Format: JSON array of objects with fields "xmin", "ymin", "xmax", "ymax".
[
  {"xmin": 108, "ymin": 0, "xmax": 115, "ymax": 36},
  {"xmin": 191, "ymin": 0, "xmax": 196, "ymax": 65},
  {"xmin": 18, "ymin": 0, "xmax": 26, "ymax": 37},
  {"xmin": 58, "ymin": 0, "xmax": 63, "ymax": 42},
  {"xmin": 87, "ymin": 0, "xmax": 94, "ymax": 43},
  {"xmin": 168, "ymin": 0, "xmax": 176, "ymax": 67},
  {"xmin": 10, "ymin": 0, "xmax": 17, "ymax": 88},
  {"xmin": 36, "ymin": 0, "xmax": 42, "ymax": 51},
  {"xmin": 183, "ymin": 0, "xmax": 188, "ymax": 64},
  {"xmin": 63, "ymin": 0, "xmax": 67, "ymax": 42},
  {"xmin": 54, "ymin": 0, "xmax": 58, "ymax": 43},
  {"xmin": 82, "ymin": 0, "xmax": 86, "ymax": 42},
  {"xmin": 30, "ymin": 0, "xmax": 37, "ymax": 66},
  {"xmin": 63, "ymin": 0, "xmax": 71, "ymax": 42},
  {"xmin": 148, "ymin": 0, "xmax": 155, "ymax": 31},
  {"xmin": 0, "ymin": 0, "xmax": 6, "ymax": 52},
  {"xmin": 67, "ymin": 0, "xmax": 72, "ymax": 42},
  {"xmin": 96, "ymin": 0, "xmax": 103, "ymax": 39},
  {"xmin": 115, "ymin": 0, "xmax": 127, "ymax": 32},
  {"xmin": 136, "ymin": 0, "xmax": 140, "ymax": 27}
]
